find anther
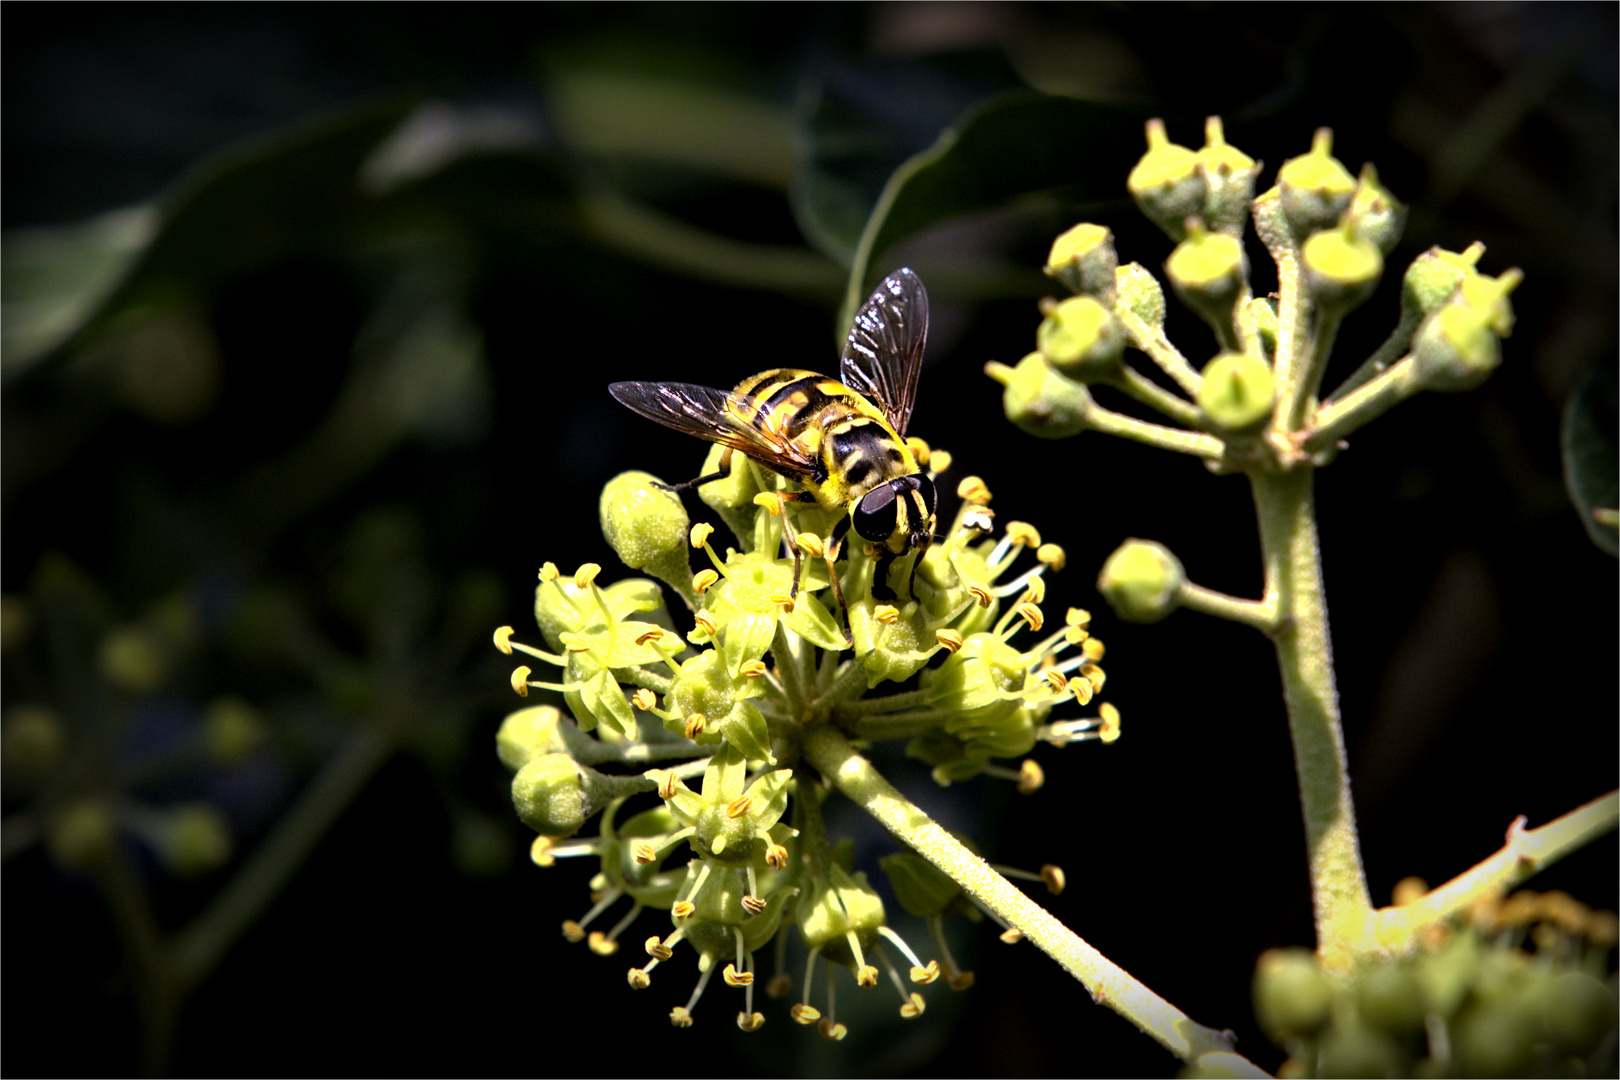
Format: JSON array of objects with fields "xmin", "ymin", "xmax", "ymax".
[
  {"xmin": 493, "ymin": 626, "xmax": 515, "ymax": 654},
  {"xmin": 1037, "ymin": 543, "xmax": 1067, "ymax": 570},
  {"xmin": 770, "ymin": 592, "xmax": 796, "ymax": 612},
  {"xmin": 539, "ymin": 562, "xmax": 560, "ymax": 582},
  {"xmin": 669, "ymin": 1006, "xmax": 694, "ymax": 1028},
  {"xmin": 530, "ymin": 836, "xmax": 556, "ymax": 867},
  {"xmin": 628, "ymin": 968, "xmax": 651, "ymax": 989},
  {"xmin": 1006, "ymin": 521, "xmax": 1041, "ymax": 547},
  {"xmin": 1080, "ymin": 663, "xmax": 1106, "ymax": 691},
  {"xmin": 1016, "ymin": 603, "xmax": 1044, "ymax": 632},
  {"xmin": 928, "ymin": 449, "xmax": 953, "ymax": 475},
  {"xmin": 766, "ymin": 974, "xmax": 793, "ymax": 998},
  {"xmin": 765, "ymin": 842, "xmax": 789, "ymax": 869},
  {"xmin": 856, "ymin": 964, "xmax": 879, "ymax": 988},
  {"xmin": 957, "ymin": 476, "xmax": 993, "ymax": 504},
  {"xmin": 752, "ymin": 492, "xmax": 784, "ymax": 517},
  {"xmin": 935, "ymin": 628, "xmax": 964, "ymax": 653},
  {"xmin": 693, "ymin": 611, "xmax": 718, "ymax": 636},
  {"xmin": 656, "ymin": 771, "xmax": 681, "ymax": 800},
  {"xmin": 791, "ymin": 1003, "xmax": 820, "ymax": 1025},
  {"xmin": 1081, "ymin": 637, "xmax": 1105, "ymax": 661},
  {"xmin": 796, "ymin": 533, "xmax": 825, "ymax": 558},
  {"xmin": 510, "ymin": 666, "xmax": 532, "ymax": 696},
  {"xmin": 690, "ymin": 522, "xmax": 715, "ymax": 548},
  {"xmin": 671, "ymin": 901, "xmax": 695, "ymax": 920},
  {"xmin": 633, "ymin": 842, "xmax": 657, "ymax": 865},
  {"xmin": 561, "ymin": 920, "xmax": 586, "ymax": 943},
  {"xmin": 739, "ymin": 659, "xmax": 767, "ymax": 679},
  {"xmin": 905, "ymin": 436, "xmax": 931, "ymax": 466},
  {"xmin": 910, "ymin": 961, "xmax": 941, "ymax": 985},
  {"xmin": 741, "ymin": 895, "xmax": 767, "ymax": 916},
  {"xmin": 693, "ymin": 569, "xmax": 720, "ymax": 594},
  {"xmin": 684, "ymin": 714, "xmax": 708, "ymax": 740},
  {"xmin": 818, "ymin": 1018, "xmax": 849, "ymax": 1042},
  {"xmin": 1017, "ymin": 759, "xmax": 1045, "ymax": 795},
  {"xmin": 1041, "ymin": 669, "xmax": 1067, "ymax": 695},
  {"xmin": 1065, "ymin": 607, "xmax": 1091, "ymax": 627},
  {"xmin": 726, "ymin": 795, "xmax": 752, "ymax": 819},
  {"xmin": 999, "ymin": 928, "xmax": 1024, "ymax": 944},
  {"xmin": 632, "ymin": 688, "xmax": 657, "ymax": 711},
  {"xmin": 968, "ymin": 584, "xmax": 993, "ymax": 607},
  {"xmin": 737, "ymin": 1011, "xmax": 765, "ymax": 1032},
  {"xmin": 559, "ymin": 632, "xmax": 590, "ymax": 653},
  {"xmin": 1068, "ymin": 677, "xmax": 1094, "ymax": 705},
  {"xmin": 723, "ymin": 964, "xmax": 755, "ymax": 987},
  {"xmin": 900, "ymin": 991, "xmax": 926, "ymax": 1018},
  {"xmin": 1041, "ymin": 864, "xmax": 1066, "ymax": 895},
  {"xmin": 962, "ymin": 507, "xmax": 995, "ymax": 533},
  {"xmin": 1021, "ymin": 576, "xmax": 1047, "ymax": 604},
  {"xmin": 948, "ymin": 971, "xmax": 976, "ymax": 990},
  {"xmin": 635, "ymin": 627, "xmax": 665, "ymax": 646},
  {"xmin": 588, "ymin": 931, "xmax": 619, "ymax": 956},
  {"xmin": 1064, "ymin": 625, "xmax": 1090, "ymax": 645},
  {"xmin": 574, "ymin": 563, "xmax": 601, "ymax": 588},
  {"xmin": 874, "ymin": 604, "xmax": 900, "ymax": 624},
  {"xmin": 645, "ymin": 936, "xmax": 673, "ymax": 961}
]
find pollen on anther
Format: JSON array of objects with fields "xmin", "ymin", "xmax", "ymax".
[
  {"xmin": 957, "ymin": 476, "xmax": 993, "ymax": 504},
  {"xmin": 1041, "ymin": 864, "xmax": 1067, "ymax": 895},
  {"xmin": 905, "ymin": 436, "xmax": 931, "ymax": 466},
  {"xmin": 671, "ymin": 901, "xmax": 695, "ymax": 920},
  {"xmin": 928, "ymin": 448, "xmax": 954, "ymax": 475},
  {"xmin": 669, "ymin": 1006, "xmax": 694, "ymax": 1028},
  {"xmin": 791, "ymin": 1003, "xmax": 820, "ymax": 1024},
  {"xmin": 911, "ymin": 960, "xmax": 941, "ymax": 985},
  {"xmin": 1037, "ymin": 544, "xmax": 1067, "ymax": 570},
  {"xmin": 1021, "ymin": 576, "xmax": 1047, "ymax": 605},
  {"xmin": 1065, "ymin": 607, "xmax": 1091, "ymax": 628},
  {"xmin": 1017, "ymin": 603, "xmax": 1044, "ymax": 632},
  {"xmin": 752, "ymin": 492, "xmax": 784, "ymax": 516},
  {"xmin": 693, "ymin": 569, "xmax": 720, "ymax": 594},
  {"xmin": 737, "ymin": 1011, "xmax": 765, "ymax": 1032},
  {"xmin": 645, "ymin": 936, "xmax": 673, "ymax": 960},
  {"xmin": 690, "ymin": 522, "xmax": 715, "ymax": 548},
  {"xmin": 539, "ymin": 562, "xmax": 560, "ymax": 582},
  {"xmin": 874, "ymin": 604, "xmax": 900, "ymax": 624},
  {"xmin": 900, "ymin": 991, "xmax": 926, "ymax": 1018},
  {"xmin": 1081, "ymin": 637, "xmax": 1106, "ymax": 661},
  {"xmin": 740, "ymin": 659, "xmax": 767, "ymax": 679},
  {"xmin": 856, "ymin": 964, "xmax": 879, "ymax": 988},
  {"xmin": 633, "ymin": 842, "xmax": 658, "ymax": 865},
  {"xmin": 723, "ymin": 963, "xmax": 755, "ymax": 986},
  {"xmin": 574, "ymin": 563, "xmax": 602, "ymax": 588},
  {"xmin": 796, "ymin": 533, "xmax": 825, "ymax": 558},
  {"xmin": 684, "ymin": 714, "xmax": 708, "ymax": 740},
  {"xmin": 632, "ymin": 688, "xmax": 658, "ymax": 711},
  {"xmin": 726, "ymin": 795, "xmax": 753, "ymax": 819},
  {"xmin": 510, "ymin": 666, "xmax": 532, "ymax": 696},
  {"xmin": 561, "ymin": 920, "xmax": 586, "ymax": 943},
  {"xmin": 656, "ymin": 771, "xmax": 681, "ymax": 800},
  {"xmin": 770, "ymin": 592, "xmax": 796, "ymax": 612},
  {"xmin": 693, "ymin": 611, "xmax": 719, "ymax": 636},
  {"xmin": 935, "ymin": 628, "xmax": 964, "ymax": 653},
  {"xmin": 1041, "ymin": 669, "xmax": 1067, "ymax": 695},
  {"xmin": 635, "ymin": 628, "xmax": 666, "ymax": 647},
  {"xmin": 1068, "ymin": 677, "xmax": 1094, "ymax": 705},
  {"xmin": 968, "ymin": 584, "xmax": 993, "ymax": 608},
  {"xmin": 1099, "ymin": 702, "xmax": 1121, "ymax": 744},
  {"xmin": 493, "ymin": 626, "xmax": 515, "ymax": 654},
  {"xmin": 1006, "ymin": 521, "xmax": 1041, "ymax": 548},
  {"xmin": 765, "ymin": 842, "xmax": 789, "ymax": 869},
  {"xmin": 1080, "ymin": 663, "xmax": 1106, "ymax": 692},
  {"xmin": 530, "ymin": 836, "xmax": 557, "ymax": 867},
  {"xmin": 999, "ymin": 928, "xmax": 1024, "ymax": 944},
  {"xmin": 628, "ymin": 968, "xmax": 651, "ymax": 990},
  {"xmin": 741, "ymin": 894, "xmax": 767, "ymax": 916},
  {"xmin": 819, "ymin": 1018, "xmax": 849, "ymax": 1042},
  {"xmin": 1064, "ymin": 626, "xmax": 1090, "ymax": 646},
  {"xmin": 1017, "ymin": 759, "xmax": 1045, "ymax": 795},
  {"xmin": 588, "ymin": 931, "xmax": 619, "ymax": 956}
]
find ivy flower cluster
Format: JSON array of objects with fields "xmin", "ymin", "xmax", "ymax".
[{"xmin": 494, "ymin": 447, "xmax": 1119, "ymax": 1035}]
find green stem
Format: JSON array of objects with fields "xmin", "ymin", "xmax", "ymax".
[
  {"xmin": 96, "ymin": 852, "xmax": 180, "ymax": 1077},
  {"xmin": 1286, "ymin": 309, "xmax": 1344, "ymax": 432},
  {"xmin": 1084, "ymin": 403, "xmax": 1224, "ymax": 459},
  {"xmin": 1250, "ymin": 467, "xmax": 1375, "ymax": 965},
  {"xmin": 172, "ymin": 729, "xmax": 394, "ymax": 986},
  {"xmin": 1327, "ymin": 310, "xmax": 1420, "ymax": 401},
  {"xmin": 1374, "ymin": 790, "xmax": 1620, "ymax": 952},
  {"xmin": 1099, "ymin": 365, "xmax": 1202, "ymax": 427},
  {"xmin": 801, "ymin": 725, "xmax": 1265, "ymax": 1073},
  {"xmin": 1304, "ymin": 356, "xmax": 1423, "ymax": 454},
  {"xmin": 771, "ymin": 623, "xmax": 807, "ymax": 720},
  {"xmin": 1114, "ymin": 308, "xmax": 1204, "ymax": 396},
  {"xmin": 835, "ymin": 686, "xmax": 935, "ymax": 717},
  {"xmin": 1177, "ymin": 581, "xmax": 1279, "ymax": 633},
  {"xmin": 850, "ymin": 712, "xmax": 951, "ymax": 741}
]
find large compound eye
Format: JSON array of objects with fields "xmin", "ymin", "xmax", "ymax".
[{"xmin": 853, "ymin": 483, "xmax": 898, "ymax": 542}]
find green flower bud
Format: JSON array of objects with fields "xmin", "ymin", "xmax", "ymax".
[
  {"xmin": 46, "ymin": 798, "xmax": 118, "ymax": 872},
  {"xmin": 1115, "ymin": 262, "xmax": 1168, "ymax": 327},
  {"xmin": 1529, "ymin": 970, "xmax": 1617, "ymax": 1057},
  {"xmin": 1276, "ymin": 128, "xmax": 1356, "ymax": 239},
  {"xmin": 1098, "ymin": 540, "xmax": 1185, "ymax": 623},
  {"xmin": 1401, "ymin": 243, "xmax": 1485, "ymax": 319},
  {"xmin": 1165, "ymin": 225, "xmax": 1247, "ymax": 336},
  {"xmin": 1355, "ymin": 960, "xmax": 1426, "ymax": 1039},
  {"xmin": 1317, "ymin": 1019, "xmax": 1405, "ymax": 1080},
  {"xmin": 799, "ymin": 863, "xmax": 886, "ymax": 968},
  {"xmin": 1195, "ymin": 117, "xmax": 1260, "ymax": 237},
  {"xmin": 161, "ymin": 804, "xmax": 233, "ymax": 877},
  {"xmin": 1301, "ymin": 219, "xmax": 1383, "ymax": 315},
  {"xmin": 1197, "ymin": 352, "xmax": 1276, "ymax": 434},
  {"xmin": 2, "ymin": 704, "xmax": 65, "ymax": 785},
  {"xmin": 1345, "ymin": 164, "xmax": 1406, "ymax": 256},
  {"xmin": 600, "ymin": 471, "xmax": 693, "ymax": 601},
  {"xmin": 1036, "ymin": 296, "xmax": 1124, "ymax": 381},
  {"xmin": 202, "ymin": 695, "xmax": 265, "ymax": 765},
  {"xmin": 1253, "ymin": 947, "xmax": 1333, "ymax": 1041},
  {"xmin": 1453, "ymin": 1001, "xmax": 1537, "ymax": 1079},
  {"xmin": 986, "ymin": 353, "xmax": 1092, "ymax": 439},
  {"xmin": 1045, "ymin": 223, "xmax": 1117, "ymax": 298},
  {"xmin": 1128, "ymin": 119, "xmax": 1205, "ymax": 241},
  {"xmin": 497, "ymin": 704, "xmax": 579, "ymax": 770},
  {"xmin": 511, "ymin": 755, "xmax": 648, "ymax": 838},
  {"xmin": 1411, "ymin": 301, "xmax": 1501, "ymax": 392}
]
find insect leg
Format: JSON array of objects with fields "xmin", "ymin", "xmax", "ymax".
[
  {"xmin": 825, "ymin": 516, "xmax": 854, "ymax": 645},
  {"xmin": 655, "ymin": 447, "xmax": 734, "ymax": 493},
  {"xmin": 871, "ymin": 550, "xmax": 899, "ymax": 601},
  {"xmin": 902, "ymin": 535, "xmax": 932, "ymax": 600},
  {"xmin": 774, "ymin": 491, "xmax": 816, "ymax": 601}
]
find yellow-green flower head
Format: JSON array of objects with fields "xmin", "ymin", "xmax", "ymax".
[
  {"xmin": 1165, "ymin": 222, "xmax": 1248, "ymax": 331},
  {"xmin": 1045, "ymin": 223, "xmax": 1117, "ymax": 299},
  {"xmin": 660, "ymin": 744, "xmax": 792, "ymax": 868},
  {"xmin": 599, "ymin": 471, "xmax": 694, "ymax": 603},
  {"xmin": 1197, "ymin": 352, "xmax": 1276, "ymax": 434},
  {"xmin": 1276, "ymin": 128, "xmax": 1356, "ymax": 239},
  {"xmin": 693, "ymin": 545, "xmax": 844, "ymax": 677},
  {"xmin": 511, "ymin": 754, "xmax": 652, "ymax": 838},
  {"xmin": 1411, "ymin": 269, "xmax": 1519, "ymax": 393},
  {"xmin": 1037, "ymin": 296, "xmax": 1125, "ymax": 382},
  {"xmin": 1195, "ymin": 117, "xmax": 1260, "ymax": 237},
  {"xmin": 1097, "ymin": 539, "xmax": 1185, "ymax": 623},
  {"xmin": 156, "ymin": 803, "xmax": 233, "ymax": 878},
  {"xmin": 665, "ymin": 648, "xmax": 773, "ymax": 763},
  {"xmin": 1127, "ymin": 119, "xmax": 1205, "ymax": 241},
  {"xmin": 603, "ymin": 804, "xmax": 686, "ymax": 909},
  {"xmin": 986, "ymin": 352, "xmax": 1092, "ymax": 439},
  {"xmin": 1301, "ymin": 218, "xmax": 1383, "ymax": 316}
]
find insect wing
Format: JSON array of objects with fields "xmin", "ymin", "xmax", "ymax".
[
  {"xmin": 839, "ymin": 267, "xmax": 929, "ymax": 436},
  {"xmin": 608, "ymin": 381, "xmax": 816, "ymax": 481}
]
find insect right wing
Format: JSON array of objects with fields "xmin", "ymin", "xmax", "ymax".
[
  {"xmin": 608, "ymin": 381, "xmax": 817, "ymax": 482},
  {"xmin": 839, "ymin": 267, "xmax": 929, "ymax": 436}
]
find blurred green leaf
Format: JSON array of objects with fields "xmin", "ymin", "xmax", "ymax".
[
  {"xmin": 1561, "ymin": 369, "xmax": 1619, "ymax": 557},
  {"xmin": 840, "ymin": 92, "xmax": 1147, "ymax": 332}
]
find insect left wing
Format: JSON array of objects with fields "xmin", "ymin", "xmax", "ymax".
[
  {"xmin": 839, "ymin": 267, "xmax": 929, "ymax": 436},
  {"xmin": 608, "ymin": 380, "xmax": 817, "ymax": 481}
]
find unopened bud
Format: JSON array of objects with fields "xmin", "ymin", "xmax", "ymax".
[
  {"xmin": 1402, "ymin": 243, "xmax": 1485, "ymax": 319},
  {"xmin": 1045, "ymin": 223, "xmax": 1118, "ymax": 298},
  {"xmin": 1276, "ymin": 129, "xmax": 1356, "ymax": 239},
  {"xmin": 1097, "ymin": 540, "xmax": 1185, "ymax": 623},
  {"xmin": 600, "ymin": 471, "xmax": 693, "ymax": 599},
  {"xmin": 1195, "ymin": 117, "xmax": 1260, "ymax": 237},
  {"xmin": 1345, "ymin": 164, "xmax": 1406, "ymax": 256},
  {"xmin": 1196, "ymin": 352, "xmax": 1276, "ymax": 434},
  {"xmin": 1127, "ymin": 120, "xmax": 1205, "ymax": 241},
  {"xmin": 1036, "ymin": 296, "xmax": 1124, "ymax": 382},
  {"xmin": 985, "ymin": 353, "xmax": 1091, "ymax": 440},
  {"xmin": 1301, "ymin": 218, "xmax": 1383, "ymax": 315},
  {"xmin": 1165, "ymin": 224, "xmax": 1247, "ymax": 336}
]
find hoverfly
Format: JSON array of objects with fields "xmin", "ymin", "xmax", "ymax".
[{"xmin": 609, "ymin": 268, "xmax": 937, "ymax": 619}]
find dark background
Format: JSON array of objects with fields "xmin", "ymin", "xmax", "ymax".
[{"xmin": 4, "ymin": 4, "xmax": 1615, "ymax": 1077}]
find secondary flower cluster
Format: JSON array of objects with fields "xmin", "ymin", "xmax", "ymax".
[{"xmin": 494, "ymin": 447, "xmax": 1119, "ymax": 1034}]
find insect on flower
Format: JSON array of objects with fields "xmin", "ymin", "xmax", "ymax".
[{"xmin": 610, "ymin": 269, "xmax": 938, "ymax": 617}]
